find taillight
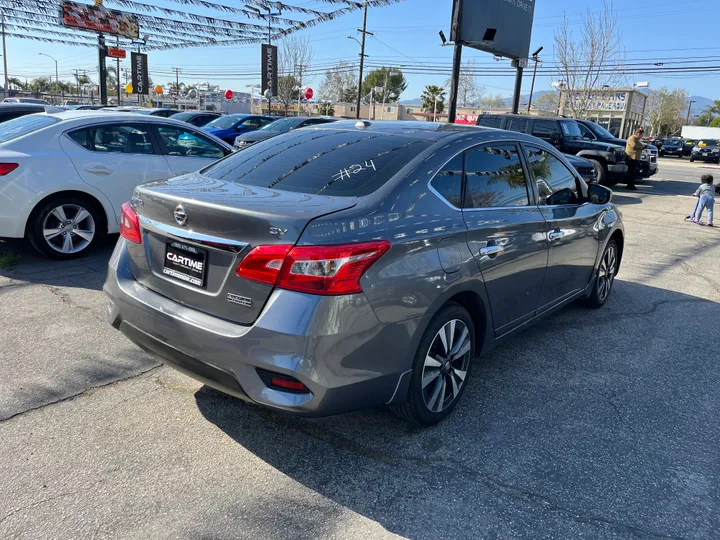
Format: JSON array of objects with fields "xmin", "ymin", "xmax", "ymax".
[
  {"xmin": 236, "ymin": 244, "xmax": 293, "ymax": 285},
  {"xmin": 0, "ymin": 163, "xmax": 18, "ymax": 175},
  {"xmin": 237, "ymin": 241, "xmax": 390, "ymax": 295},
  {"xmin": 120, "ymin": 202, "xmax": 142, "ymax": 244}
]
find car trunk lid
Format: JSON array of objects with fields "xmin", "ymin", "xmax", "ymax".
[{"xmin": 126, "ymin": 173, "xmax": 357, "ymax": 325}]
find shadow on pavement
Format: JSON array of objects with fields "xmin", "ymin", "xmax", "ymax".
[
  {"xmin": 0, "ymin": 236, "xmax": 117, "ymax": 291},
  {"xmin": 194, "ymin": 281, "xmax": 720, "ymax": 539}
]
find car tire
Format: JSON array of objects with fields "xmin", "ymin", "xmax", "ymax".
[
  {"xmin": 27, "ymin": 196, "xmax": 103, "ymax": 260},
  {"xmin": 690, "ymin": 156, "xmax": 695, "ymax": 162},
  {"xmin": 583, "ymin": 239, "xmax": 619, "ymax": 309},
  {"xmin": 588, "ymin": 159, "xmax": 609, "ymax": 186},
  {"xmin": 392, "ymin": 303, "xmax": 475, "ymax": 426}
]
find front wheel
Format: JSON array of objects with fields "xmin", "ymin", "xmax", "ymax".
[
  {"xmin": 27, "ymin": 197, "xmax": 103, "ymax": 259},
  {"xmin": 583, "ymin": 239, "xmax": 619, "ymax": 308},
  {"xmin": 392, "ymin": 303, "xmax": 475, "ymax": 426},
  {"xmin": 589, "ymin": 159, "xmax": 608, "ymax": 186},
  {"xmin": 690, "ymin": 156, "xmax": 695, "ymax": 162}
]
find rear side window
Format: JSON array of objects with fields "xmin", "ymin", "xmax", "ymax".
[
  {"xmin": 204, "ymin": 130, "xmax": 431, "ymax": 196},
  {"xmin": 524, "ymin": 146, "xmax": 581, "ymax": 205},
  {"xmin": 464, "ymin": 144, "xmax": 529, "ymax": 208},
  {"xmin": 0, "ymin": 114, "xmax": 59, "ymax": 144},
  {"xmin": 532, "ymin": 120, "xmax": 560, "ymax": 139},
  {"xmin": 477, "ymin": 115, "xmax": 503, "ymax": 128},
  {"xmin": 430, "ymin": 154, "xmax": 463, "ymax": 207},
  {"xmin": 507, "ymin": 118, "xmax": 528, "ymax": 133},
  {"xmin": 68, "ymin": 124, "xmax": 154, "ymax": 154}
]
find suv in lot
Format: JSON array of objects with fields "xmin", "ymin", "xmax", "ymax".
[
  {"xmin": 574, "ymin": 119, "xmax": 658, "ymax": 179},
  {"xmin": 690, "ymin": 139, "xmax": 720, "ymax": 163},
  {"xmin": 476, "ymin": 114, "xmax": 628, "ymax": 186},
  {"xmin": 659, "ymin": 137, "xmax": 683, "ymax": 158},
  {"xmin": 105, "ymin": 120, "xmax": 624, "ymax": 426}
]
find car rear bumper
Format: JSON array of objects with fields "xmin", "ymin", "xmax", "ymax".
[
  {"xmin": 692, "ymin": 154, "xmax": 719, "ymax": 162},
  {"xmin": 0, "ymin": 178, "xmax": 36, "ymax": 238},
  {"xmin": 104, "ymin": 239, "xmax": 418, "ymax": 416}
]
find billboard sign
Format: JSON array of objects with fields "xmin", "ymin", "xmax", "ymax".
[
  {"xmin": 565, "ymin": 91, "xmax": 629, "ymax": 112},
  {"xmin": 450, "ymin": 0, "xmax": 536, "ymax": 60},
  {"xmin": 107, "ymin": 47, "xmax": 126, "ymax": 59},
  {"xmin": 62, "ymin": 1, "xmax": 139, "ymax": 39},
  {"xmin": 131, "ymin": 52, "xmax": 149, "ymax": 95},
  {"xmin": 261, "ymin": 44, "xmax": 278, "ymax": 98}
]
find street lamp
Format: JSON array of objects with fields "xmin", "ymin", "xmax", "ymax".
[
  {"xmin": 38, "ymin": 53, "xmax": 58, "ymax": 96},
  {"xmin": 380, "ymin": 70, "xmax": 399, "ymax": 120},
  {"xmin": 245, "ymin": 4, "xmax": 281, "ymax": 45},
  {"xmin": 526, "ymin": 46, "xmax": 543, "ymax": 114},
  {"xmin": 686, "ymin": 100, "xmax": 696, "ymax": 125}
]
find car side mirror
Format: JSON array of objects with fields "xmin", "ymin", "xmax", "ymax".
[{"xmin": 587, "ymin": 183, "xmax": 612, "ymax": 205}]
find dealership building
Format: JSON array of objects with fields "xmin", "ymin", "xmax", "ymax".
[{"xmin": 558, "ymin": 88, "xmax": 648, "ymax": 138}]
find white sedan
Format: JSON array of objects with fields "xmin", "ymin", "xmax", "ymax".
[{"xmin": 0, "ymin": 111, "xmax": 233, "ymax": 258}]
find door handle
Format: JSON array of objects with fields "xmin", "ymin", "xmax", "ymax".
[
  {"xmin": 548, "ymin": 231, "xmax": 565, "ymax": 241},
  {"xmin": 479, "ymin": 245, "xmax": 504, "ymax": 257},
  {"xmin": 84, "ymin": 166, "xmax": 112, "ymax": 175}
]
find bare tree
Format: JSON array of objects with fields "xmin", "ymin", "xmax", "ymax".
[
  {"xmin": 645, "ymin": 87, "xmax": 690, "ymax": 136},
  {"xmin": 318, "ymin": 61, "xmax": 357, "ymax": 103},
  {"xmin": 478, "ymin": 94, "xmax": 506, "ymax": 108},
  {"xmin": 532, "ymin": 91, "xmax": 561, "ymax": 113},
  {"xmin": 277, "ymin": 36, "xmax": 314, "ymax": 114},
  {"xmin": 554, "ymin": 1, "xmax": 625, "ymax": 117},
  {"xmin": 445, "ymin": 59, "xmax": 484, "ymax": 107}
]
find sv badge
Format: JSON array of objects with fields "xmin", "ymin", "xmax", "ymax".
[{"xmin": 269, "ymin": 226, "xmax": 288, "ymax": 236}]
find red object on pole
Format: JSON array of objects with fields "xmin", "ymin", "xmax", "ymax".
[
  {"xmin": 304, "ymin": 87, "xmax": 313, "ymax": 100},
  {"xmin": 224, "ymin": 89, "xmax": 233, "ymax": 100}
]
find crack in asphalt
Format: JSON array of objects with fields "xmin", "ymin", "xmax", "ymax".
[
  {"xmin": 680, "ymin": 262, "xmax": 720, "ymax": 293},
  {"xmin": 0, "ymin": 490, "xmax": 78, "ymax": 528},
  {"xmin": 258, "ymin": 413, "xmax": 685, "ymax": 540},
  {"xmin": 0, "ymin": 365, "xmax": 161, "ymax": 423},
  {"xmin": 45, "ymin": 285, "xmax": 107, "ymax": 322}
]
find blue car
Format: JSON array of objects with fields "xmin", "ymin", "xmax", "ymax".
[{"xmin": 202, "ymin": 114, "xmax": 276, "ymax": 144}]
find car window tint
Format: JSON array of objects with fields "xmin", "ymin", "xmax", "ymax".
[
  {"xmin": 525, "ymin": 146, "xmax": 581, "ymax": 205},
  {"xmin": 463, "ymin": 144, "xmax": 529, "ymax": 208},
  {"xmin": 0, "ymin": 114, "xmax": 59, "ymax": 143},
  {"xmin": 69, "ymin": 124, "xmax": 154, "ymax": 154},
  {"xmin": 532, "ymin": 120, "xmax": 560, "ymax": 139},
  {"xmin": 430, "ymin": 154, "xmax": 463, "ymax": 207},
  {"xmin": 508, "ymin": 118, "xmax": 528, "ymax": 133},
  {"xmin": 204, "ymin": 130, "xmax": 432, "ymax": 196},
  {"xmin": 242, "ymin": 118, "xmax": 262, "ymax": 129},
  {"xmin": 156, "ymin": 126, "xmax": 225, "ymax": 159},
  {"xmin": 258, "ymin": 118, "xmax": 274, "ymax": 127},
  {"xmin": 477, "ymin": 115, "xmax": 503, "ymax": 128},
  {"xmin": 578, "ymin": 123, "xmax": 595, "ymax": 139}
]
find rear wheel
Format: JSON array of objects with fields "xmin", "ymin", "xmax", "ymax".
[
  {"xmin": 27, "ymin": 197, "xmax": 103, "ymax": 259},
  {"xmin": 583, "ymin": 239, "xmax": 619, "ymax": 308},
  {"xmin": 690, "ymin": 156, "xmax": 695, "ymax": 162},
  {"xmin": 392, "ymin": 303, "xmax": 475, "ymax": 426}
]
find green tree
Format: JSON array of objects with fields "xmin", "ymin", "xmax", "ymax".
[
  {"xmin": 710, "ymin": 117, "xmax": 720, "ymax": 128},
  {"xmin": 7, "ymin": 77, "xmax": 24, "ymax": 90},
  {"xmin": 318, "ymin": 102, "xmax": 335, "ymax": 116},
  {"xmin": 361, "ymin": 67, "xmax": 407, "ymax": 104},
  {"xmin": 27, "ymin": 77, "xmax": 52, "ymax": 92},
  {"xmin": 421, "ymin": 85, "xmax": 446, "ymax": 120}
]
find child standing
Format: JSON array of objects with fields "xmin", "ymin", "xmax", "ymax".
[{"xmin": 686, "ymin": 174, "xmax": 716, "ymax": 226}]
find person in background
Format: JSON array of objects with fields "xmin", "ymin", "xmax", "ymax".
[
  {"xmin": 685, "ymin": 174, "xmax": 715, "ymax": 226},
  {"xmin": 624, "ymin": 127, "xmax": 646, "ymax": 191}
]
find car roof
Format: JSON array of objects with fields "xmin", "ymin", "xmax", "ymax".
[
  {"xmin": 43, "ymin": 110, "xmax": 221, "ymax": 126},
  {"xmin": 312, "ymin": 120, "xmax": 493, "ymax": 141},
  {"xmin": 482, "ymin": 113, "xmax": 569, "ymax": 122},
  {"xmin": 0, "ymin": 103, "xmax": 53, "ymax": 111}
]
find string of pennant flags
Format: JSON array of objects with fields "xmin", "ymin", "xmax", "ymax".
[{"xmin": 0, "ymin": 0, "xmax": 404, "ymax": 50}]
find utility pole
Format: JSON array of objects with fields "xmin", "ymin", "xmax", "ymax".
[
  {"xmin": 380, "ymin": 70, "xmax": 399, "ymax": 120},
  {"xmin": 296, "ymin": 64, "xmax": 304, "ymax": 117},
  {"xmin": 354, "ymin": 0, "xmax": 371, "ymax": 120},
  {"xmin": 1, "ymin": 11, "xmax": 8, "ymax": 100},
  {"xmin": 171, "ymin": 67, "xmax": 182, "ymax": 106},
  {"xmin": 686, "ymin": 100, "xmax": 696, "ymax": 125},
  {"xmin": 447, "ymin": 0, "xmax": 463, "ymax": 123}
]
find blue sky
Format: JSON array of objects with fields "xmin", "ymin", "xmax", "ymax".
[{"xmin": 7, "ymin": 0, "xmax": 719, "ymax": 105}]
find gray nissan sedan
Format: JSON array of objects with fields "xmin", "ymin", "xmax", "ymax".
[{"xmin": 105, "ymin": 120, "xmax": 624, "ymax": 426}]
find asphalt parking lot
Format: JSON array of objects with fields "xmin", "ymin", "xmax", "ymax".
[{"xmin": 1, "ymin": 156, "xmax": 719, "ymax": 540}]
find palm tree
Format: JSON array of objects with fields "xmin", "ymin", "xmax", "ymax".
[
  {"xmin": 8, "ymin": 77, "xmax": 24, "ymax": 90},
  {"xmin": 167, "ymin": 81, "xmax": 185, "ymax": 96},
  {"xmin": 421, "ymin": 85, "xmax": 446, "ymax": 120}
]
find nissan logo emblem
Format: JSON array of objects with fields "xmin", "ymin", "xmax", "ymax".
[{"xmin": 174, "ymin": 204, "xmax": 187, "ymax": 226}]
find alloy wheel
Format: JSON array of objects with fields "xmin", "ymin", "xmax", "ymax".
[
  {"xmin": 597, "ymin": 244, "xmax": 617, "ymax": 302},
  {"xmin": 42, "ymin": 204, "xmax": 96, "ymax": 254},
  {"xmin": 421, "ymin": 319, "xmax": 472, "ymax": 413}
]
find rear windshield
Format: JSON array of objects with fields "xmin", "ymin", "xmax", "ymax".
[
  {"xmin": 170, "ymin": 112, "xmax": 195, "ymax": 122},
  {"xmin": 699, "ymin": 140, "xmax": 718, "ymax": 146},
  {"xmin": 206, "ymin": 116, "xmax": 241, "ymax": 129},
  {"xmin": 203, "ymin": 129, "xmax": 432, "ymax": 196},
  {"xmin": 0, "ymin": 114, "xmax": 59, "ymax": 144},
  {"xmin": 477, "ymin": 115, "xmax": 503, "ymax": 128}
]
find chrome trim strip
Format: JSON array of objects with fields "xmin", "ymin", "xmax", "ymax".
[
  {"xmin": 386, "ymin": 369, "xmax": 412, "ymax": 404},
  {"xmin": 139, "ymin": 215, "xmax": 249, "ymax": 250}
]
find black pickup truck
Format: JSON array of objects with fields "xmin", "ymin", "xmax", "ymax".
[{"xmin": 476, "ymin": 113, "xmax": 629, "ymax": 186}]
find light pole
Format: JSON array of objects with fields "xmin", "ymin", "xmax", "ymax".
[
  {"xmin": 526, "ymin": 46, "xmax": 543, "ymax": 114},
  {"xmin": 38, "ymin": 52, "xmax": 58, "ymax": 98},
  {"xmin": 433, "ymin": 94, "xmax": 443, "ymax": 122},
  {"xmin": 686, "ymin": 100, "xmax": 696, "ymax": 125},
  {"xmin": 245, "ymin": 5, "xmax": 281, "ymax": 45},
  {"xmin": 348, "ymin": 33, "xmax": 370, "ymax": 120}
]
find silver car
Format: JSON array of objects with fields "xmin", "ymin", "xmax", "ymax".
[{"xmin": 105, "ymin": 121, "xmax": 624, "ymax": 426}]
